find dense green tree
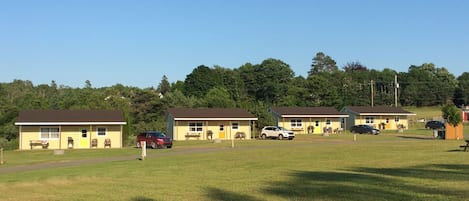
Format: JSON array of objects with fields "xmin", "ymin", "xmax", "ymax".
[
  {"xmin": 277, "ymin": 76, "xmax": 309, "ymax": 107},
  {"xmin": 171, "ymin": 80, "xmax": 185, "ymax": 92},
  {"xmin": 163, "ymin": 90, "xmax": 200, "ymax": 108},
  {"xmin": 183, "ymin": 65, "xmax": 222, "ymax": 98},
  {"xmin": 157, "ymin": 75, "xmax": 171, "ymax": 96},
  {"xmin": 343, "ymin": 61, "xmax": 368, "ymax": 72},
  {"xmin": 442, "ymin": 103, "xmax": 463, "ymax": 140},
  {"xmin": 442, "ymin": 104, "xmax": 463, "ymax": 127},
  {"xmin": 238, "ymin": 63, "xmax": 258, "ymax": 102},
  {"xmin": 400, "ymin": 63, "xmax": 457, "ymax": 106},
  {"xmin": 305, "ymin": 72, "xmax": 343, "ymax": 108},
  {"xmin": 454, "ymin": 72, "xmax": 469, "ymax": 106},
  {"xmin": 308, "ymin": 52, "xmax": 338, "ymax": 76},
  {"xmin": 203, "ymin": 87, "xmax": 236, "ymax": 108},
  {"xmin": 239, "ymin": 58, "xmax": 294, "ymax": 104},
  {"xmin": 372, "ymin": 68, "xmax": 397, "ymax": 106},
  {"xmin": 213, "ymin": 66, "xmax": 246, "ymax": 103},
  {"xmin": 85, "ymin": 80, "xmax": 92, "ymax": 89}
]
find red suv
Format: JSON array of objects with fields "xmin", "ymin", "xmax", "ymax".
[{"xmin": 136, "ymin": 131, "xmax": 173, "ymax": 149}]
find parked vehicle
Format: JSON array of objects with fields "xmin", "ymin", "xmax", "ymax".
[
  {"xmin": 136, "ymin": 131, "xmax": 173, "ymax": 149},
  {"xmin": 260, "ymin": 126, "xmax": 295, "ymax": 140},
  {"xmin": 425, "ymin": 120, "xmax": 445, "ymax": 130},
  {"xmin": 350, "ymin": 125, "xmax": 380, "ymax": 135}
]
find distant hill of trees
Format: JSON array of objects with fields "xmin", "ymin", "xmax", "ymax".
[{"xmin": 1, "ymin": 52, "xmax": 468, "ymax": 149}]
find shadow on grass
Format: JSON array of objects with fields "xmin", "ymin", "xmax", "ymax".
[
  {"xmin": 447, "ymin": 149, "xmax": 466, "ymax": 152},
  {"xmin": 205, "ymin": 187, "xmax": 264, "ymax": 201},
  {"xmin": 396, "ymin": 135, "xmax": 436, "ymax": 140},
  {"xmin": 130, "ymin": 196, "xmax": 157, "ymax": 201},
  {"xmin": 262, "ymin": 164, "xmax": 469, "ymax": 201}
]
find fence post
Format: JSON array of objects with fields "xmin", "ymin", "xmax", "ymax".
[
  {"xmin": 1, "ymin": 148, "xmax": 4, "ymax": 165},
  {"xmin": 141, "ymin": 141, "xmax": 146, "ymax": 160}
]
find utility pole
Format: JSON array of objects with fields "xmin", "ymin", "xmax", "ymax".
[
  {"xmin": 394, "ymin": 75, "xmax": 399, "ymax": 107},
  {"xmin": 370, "ymin": 80, "xmax": 374, "ymax": 107}
]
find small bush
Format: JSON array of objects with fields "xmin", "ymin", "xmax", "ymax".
[{"xmin": 0, "ymin": 137, "xmax": 18, "ymax": 150}]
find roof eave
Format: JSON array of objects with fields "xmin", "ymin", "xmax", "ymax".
[
  {"xmin": 358, "ymin": 113, "xmax": 416, "ymax": 116},
  {"xmin": 281, "ymin": 115, "xmax": 349, "ymax": 118},
  {"xmin": 173, "ymin": 118, "xmax": 258, "ymax": 121},
  {"xmin": 15, "ymin": 122, "xmax": 127, "ymax": 126}
]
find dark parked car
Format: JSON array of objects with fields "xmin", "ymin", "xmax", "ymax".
[
  {"xmin": 350, "ymin": 125, "xmax": 380, "ymax": 135},
  {"xmin": 425, "ymin": 121, "xmax": 445, "ymax": 130},
  {"xmin": 136, "ymin": 131, "xmax": 173, "ymax": 149}
]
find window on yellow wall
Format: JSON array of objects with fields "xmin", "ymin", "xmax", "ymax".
[
  {"xmin": 232, "ymin": 122, "xmax": 239, "ymax": 130},
  {"xmin": 326, "ymin": 120, "xmax": 331, "ymax": 125},
  {"xmin": 365, "ymin": 117, "xmax": 375, "ymax": 124},
  {"xmin": 219, "ymin": 125, "xmax": 224, "ymax": 131},
  {"xmin": 40, "ymin": 128, "xmax": 59, "ymax": 139},
  {"xmin": 395, "ymin": 116, "xmax": 400, "ymax": 122},
  {"xmin": 97, "ymin": 127, "xmax": 106, "ymax": 136},
  {"xmin": 189, "ymin": 122, "xmax": 203, "ymax": 132},
  {"xmin": 291, "ymin": 119, "xmax": 302, "ymax": 128}
]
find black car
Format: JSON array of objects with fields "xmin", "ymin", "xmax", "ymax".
[
  {"xmin": 425, "ymin": 121, "xmax": 445, "ymax": 130},
  {"xmin": 350, "ymin": 125, "xmax": 380, "ymax": 135}
]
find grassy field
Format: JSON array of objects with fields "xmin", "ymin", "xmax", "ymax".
[{"xmin": 1, "ymin": 131, "xmax": 469, "ymax": 201}]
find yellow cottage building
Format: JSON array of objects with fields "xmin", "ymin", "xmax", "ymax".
[
  {"xmin": 271, "ymin": 107, "xmax": 349, "ymax": 134},
  {"xmin": 166, "ymin": 108, "xmax": 257, "ymax": 140},
  {"xmin": 341, "ymin": 106, "xmax": 416, "ymax": 130},
  {"xmin": 15, "ymin": 110, "xmax": 126, "ymax": 150}
]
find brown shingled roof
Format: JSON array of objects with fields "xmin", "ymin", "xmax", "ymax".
[
  {"xmin": 343, "ymin": 106, "xmax": 415, "ymax": 115},
  {"xmin": 167, "ymin": 108, "xmax": 257, "ymax": 119},
  {"xmin": 271, "ymin": 107, "xmax": 346, "ymax": 116},
  {"xmin": 16, "ymin": 110, "xmax": 126, "ymax": 123}
]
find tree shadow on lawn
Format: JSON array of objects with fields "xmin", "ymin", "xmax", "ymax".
[
  {"xmin": 205, "ymin": 187, "xmax": 264, "ymax": 201},
  {"xmin": 396, "ymin": 135, "xmax": 436, "ymax": 140},
  {"xmin": 130, "ymin": 196, "xmax": 157, "ymax": 201},
  {"xmin": 262, "ymin": 164, "xmax": 469, "ymax": 201}
]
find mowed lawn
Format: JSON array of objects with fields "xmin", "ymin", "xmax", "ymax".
[{"xmin": 1, "ymin": 132, "xmax": 469, "ymax": 201}]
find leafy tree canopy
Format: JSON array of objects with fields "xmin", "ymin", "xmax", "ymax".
[{"xmin": 308, "ymin": 52, "xmax": 338, "ymax": 76}]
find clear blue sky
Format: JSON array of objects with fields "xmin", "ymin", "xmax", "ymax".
[{"xmin": 1, "ymin": 0, "xmax": 467, "ymax": 88}]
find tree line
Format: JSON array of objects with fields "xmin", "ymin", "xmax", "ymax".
[{"xmin": 1, "ymin": 52, "xmax": 468, "ymax": 149}]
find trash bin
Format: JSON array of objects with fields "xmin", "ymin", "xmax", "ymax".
[
  {"xmin": 437, "ymin": 130, "xmax": 446, "ymax": 139},
  {"xmin": 67, "ymin": 137, "xmax": 74, "ymax": 149}
]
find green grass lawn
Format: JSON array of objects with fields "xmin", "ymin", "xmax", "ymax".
[{"xmin": 1, "ymin": 133, "xmax": 469, "ymax": 201}]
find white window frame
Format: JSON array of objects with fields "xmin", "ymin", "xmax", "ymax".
[
  {"xmin": 232, "ymin": 122, "xmax": 239, "ymax": 130},
  {"xmin": 326, "ymin": 120, "xmax": 331, "ymax": 126},
  {"xmin": 40, "ymin": 127, "xmax": 59, "ymax": 140},
  {"xmin": 365, "ymin": 117, "xmax": 375, "ymax": 124},
  {"xmin": 189, "ymin": 122, "xmax": 203, "ymax": 133},
  {"xmin": 97, "ymin": 127, "xmax": 107, "ymax": 137},
  {"xmin": 291, "ymin": 119, "xmax": 303, "ymax": 128},
  {"xmin": 395, "ymin": 116, "xmax": 400, "ymax": 122}
]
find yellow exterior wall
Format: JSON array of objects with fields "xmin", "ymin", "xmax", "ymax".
[
  {"xmin": 173, "ymin": 120, "xmax": 252, "ymax": 140},
  {"xmin": 353, "ymin": 115, "xmax": 410, "ymax": 130},
  {"xmin": 277, "ymin": 117, "xmax": 343, "ymax": 134},
  {"xmin": 19, "ymin": 125, "xmax": 123, "ymax": 150}
]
